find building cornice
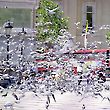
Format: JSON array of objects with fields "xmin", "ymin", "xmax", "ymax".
[{"xmin": 0, "ymin": 0, "xmax": 38, "ymax": 9}]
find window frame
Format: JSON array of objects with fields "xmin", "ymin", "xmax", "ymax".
[{"xmin": 82, "ymin": 2, "xmax": 96, "ymax": 32}]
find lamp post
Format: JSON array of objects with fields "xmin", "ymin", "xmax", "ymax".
[
  {"xmin": 4, "ymin": 20, "xmax": 13, "ymax": 65},
  {"xmin": 18, "ymin": 27, "xmax": 27, "ymax": 67},
  {"xmin": 106, "ymin": 49, "xmax": 109, "ymax": 67},
  {"xmin": 84, "ymin": 20, "xmax": 88, "ymax": 49}
]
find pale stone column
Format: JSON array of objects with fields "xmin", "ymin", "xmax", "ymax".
[
  {"xmin": 31, "ymin": 8, "xmax": 35, "ymax": 29},
  {"xmin": 68, "ymin": 0, "xmax": 77, "ymax": 37},
  {"xmin": 62, "ymin": 0, "xmax": 77, "ymax": 43},
  {"xmin": 30, "ymin": 0, "xmax": 40, "ymax": 29}
]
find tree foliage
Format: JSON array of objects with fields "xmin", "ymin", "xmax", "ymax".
[
  {"xmin": 36, "ymin": 0, "xmax": 68, "ymax": 43},
  {"xmin": 106, "ymin": 31, "xmax": 110, "ymax": 45}
]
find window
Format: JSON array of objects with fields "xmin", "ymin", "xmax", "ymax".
[
  {"xmin": 86, "ymin": 6, "xmax": 93, "ymax": 27},
  {"xmin": 0, "ymin": 8, "xmax": 31, "ymax": 28},
  {"xmin": 82, "ymin": 2, "xmax": 96, "ymax": 31}
]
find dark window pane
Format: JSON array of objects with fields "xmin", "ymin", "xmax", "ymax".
[
  {"xmin": 87, "ymin": 6, "xmax": 92, "ymax": 12},
  {"xmin": 87, "ymin": 13, "xmax": 92, "ymax": 27},
  {"xmin": 0, "ymin": 8, "xmax": 31, "ymax": 28}
]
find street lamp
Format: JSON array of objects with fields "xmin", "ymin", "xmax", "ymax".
[
  {"xmin": 84, "ymin": 20, "xmax": 88, "ymax": 49},
  {"xmin": 4, "ymin": 20, "xmax": 13, "ymax": 65},
  {"xmin": 18, "ymin": 27, "xmax": 27, "ymax": 67},
  {"xmin": 106, "ymin": 49, "xmax": 109, "ymax": 67}
]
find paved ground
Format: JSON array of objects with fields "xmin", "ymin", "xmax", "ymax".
[{"xmin": 0, "ymin": 86, "xmax": 110, "ymax": 110}]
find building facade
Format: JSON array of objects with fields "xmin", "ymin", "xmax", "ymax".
[
  {"xmin": 0, "ymin": 0, "xmax": 38, "ymax": 28},
  {"xmin": 0, "ymin": 0, "xmax": 110, "ymax": 48},
  {"xmin": 61, "ymin": 0, "xmax": 110, "ymax": 48}
]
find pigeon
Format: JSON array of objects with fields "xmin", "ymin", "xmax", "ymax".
[
  {"xmin": 47, "ymin": 95, "xmax": 50, "ymax": 104},
  {"xmin": 51, "ymin": 93, "xmax": 56, "ymax": 102},
  {"xmin": 34, "ymin": 93, "xmax": 42, "ymax": 100},
  {"xmin": 46, "ymin": 7, "xmax": 59, "ymax": 14},
  {"xmin": 12, "ymin": 93, "xmax": 19, "ymax": 100},
  {"xmin": 2, "ymin": 92, "xmax": 8, "ymax": 97},
  {"xmin": 93, "ymin": 92, "xmax": 103, "ymax": 98},
  {"xmin": 74, "ymin": 22, "xmax": 80, "ymax": 26},
  {"xmin": 0, "ymin": 90, "xmax": 3, "ymax": 93},
  {"xmin": 4, "ymin": 102, "xmax": 13, "ymax": 110},
  {"xmin": 102, "ymin": 97, "xmax": 110, "ymax": 102},
  {"xmin": 82, "ymin": 104, "xmax": 86, "ymax": 110},
  {"xmin": 45, "ymin": 101, "xmax": 49, "ymax": 110}
]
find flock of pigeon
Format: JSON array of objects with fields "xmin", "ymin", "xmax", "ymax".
[
  {"xmin": 0, "ymin": 49, "xmax": 110, "ymax": 110},
  {"xmin": 0, "ymin": 23, "xmax": 110, "ymax": 109}
]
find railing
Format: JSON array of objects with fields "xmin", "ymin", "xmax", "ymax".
[{"xmin": 0, "ymin": 27, "xmax": 36, "ymax": 37}]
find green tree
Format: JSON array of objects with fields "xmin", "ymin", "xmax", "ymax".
[
  {"xmin": 106, "ymin": 31, "xmax": 110, "ymax": 46},
  {"xmin": 36, "ymin": 0, "xmax": 68, "ymax": 43}
]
